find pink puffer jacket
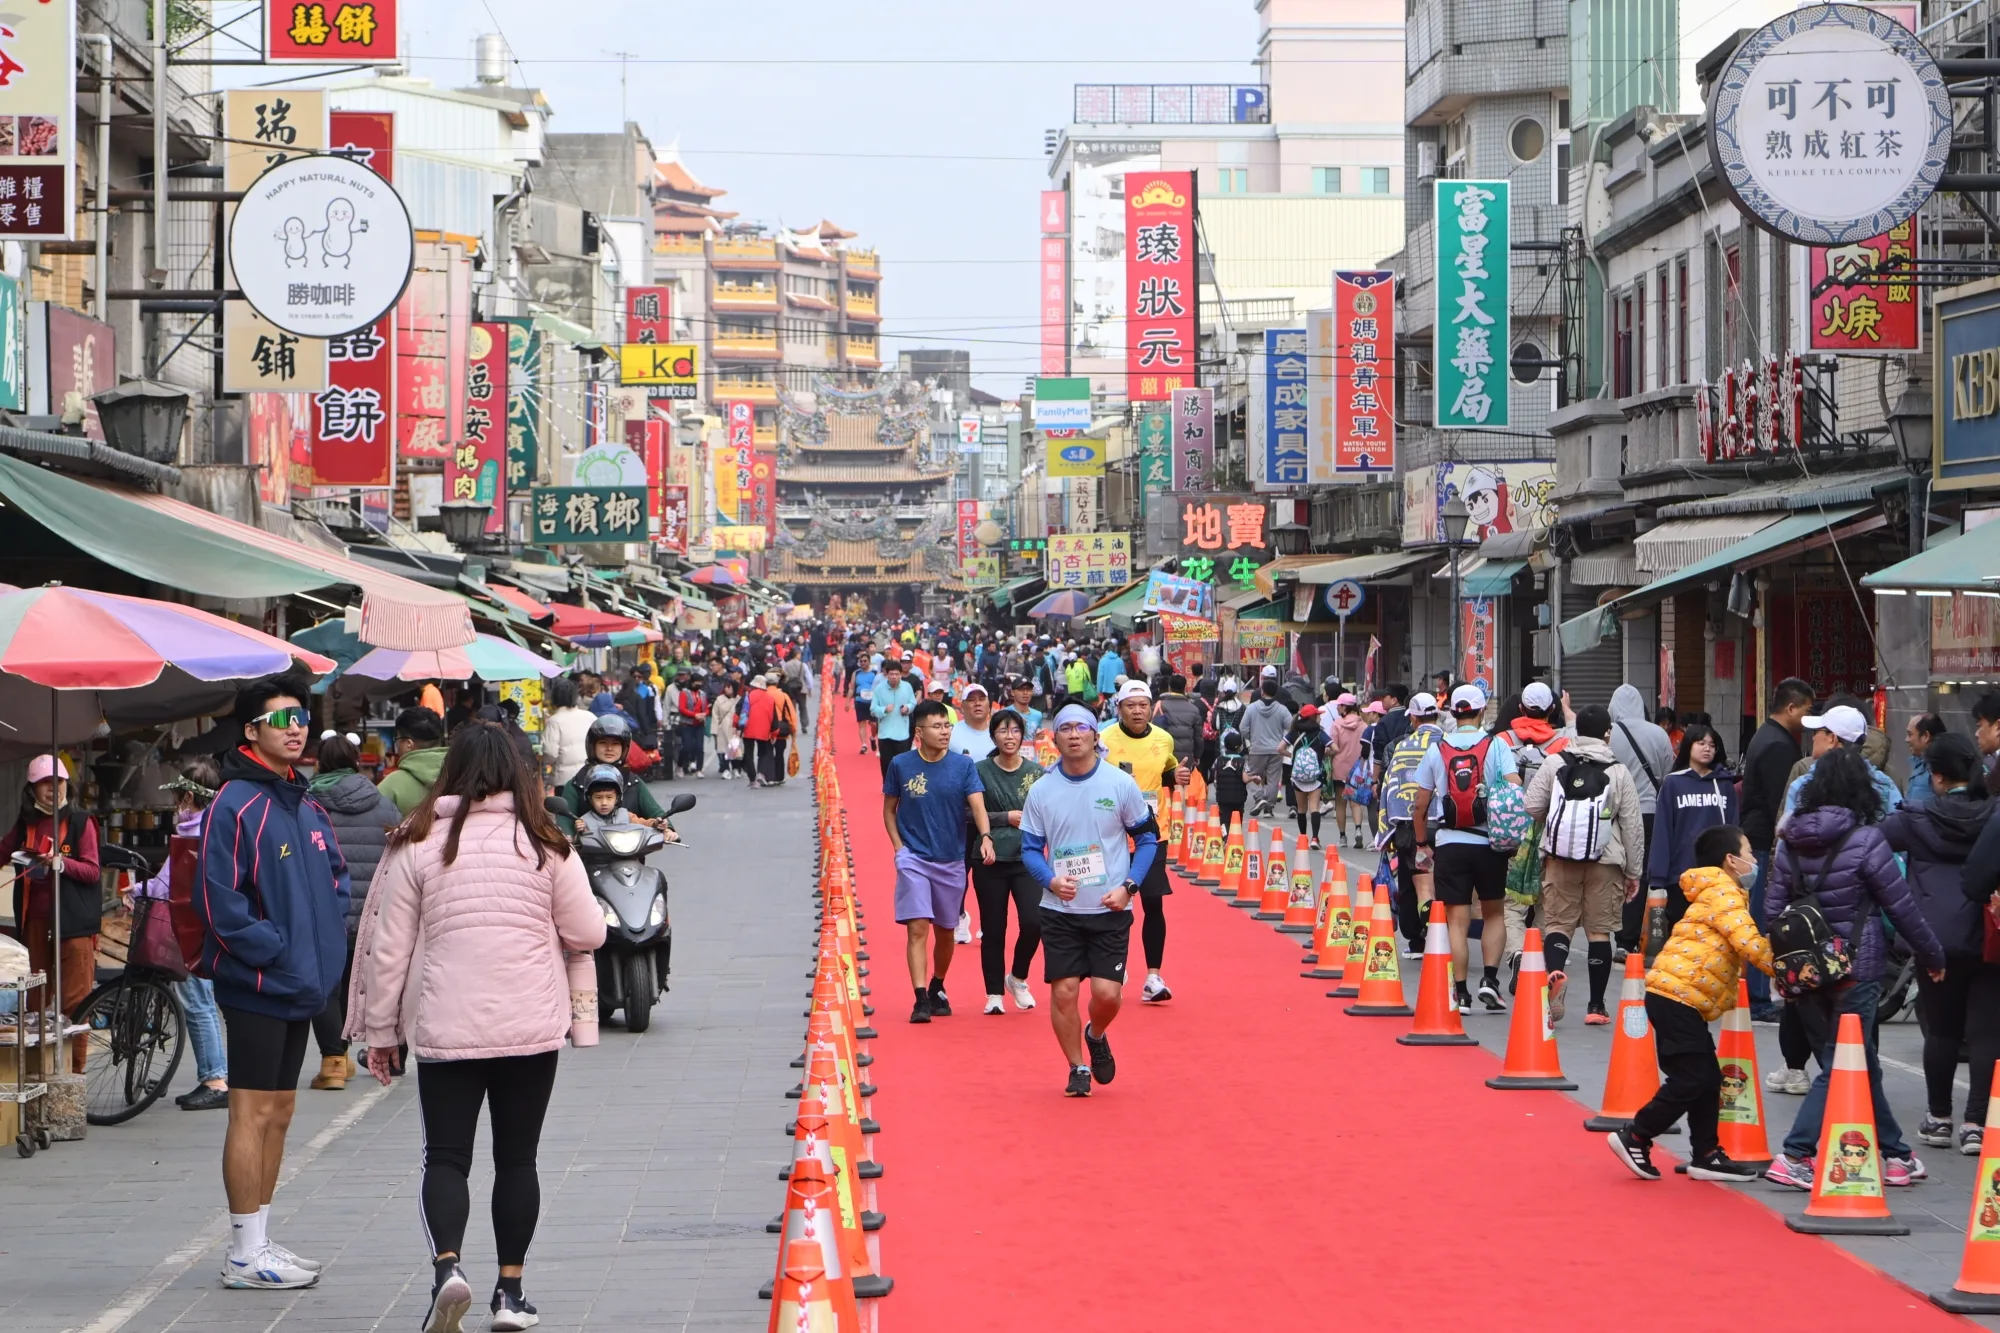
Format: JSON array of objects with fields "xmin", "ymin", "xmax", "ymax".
[{"xmin": 352, "ymin": 793, "xmax": 605, "ymax": 1060}]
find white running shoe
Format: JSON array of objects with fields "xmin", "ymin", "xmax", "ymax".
[
  {"xmin": 1765, "ymin": 1067, "xmax": 1812, "ymax": 1095},
  {"xmin": 983, "ymin": 995, "xmax": 1005, "ymax": 1015},
  {"xmin": 953, "ymin": 915, "xmax": 973, "ymax": 945},
  {"xmin": 1141, "ymin": 974, "xmax": 1172, "ymax": 1003},
  {"xmin": 265, "ymin": 1238, "xmax": 321, "ymax": 1272},
  {"xmin": 220, "ymin": 1246, "xmax": 319, "ymax": 1290},
  {"xmin": 1005, "ymin": 975, "xmax": 1036, "ymax": 1010}
]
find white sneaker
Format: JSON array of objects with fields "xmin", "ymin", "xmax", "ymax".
[
  {"xmin": 1141, "ymin": 974, "xmax": 1172, "ymax": 1003},
  {"xmin": 220, "ymin": 1246, "xmax": 318, "ymax": 1290},
  {"xmin": 1005, "ymin": 975, "xmax": 1036, "ymax": 1010},
  {"xmin": 983, "ymin": 995, "xmax": 1005, "ymax": 1015},
  {"xmin": 953, "ymin": 915, "xmax": 973, "ymax": 945},
  {"xmin": 423, "ymin": 1265, "xmax": 473, "ymax": 1332},
  {"xmin": 1765, "ymin": 1067, "xmax": 1812, "ymax": 1095},
  {"xmin": 265, "ymin": 1238, "xmax": 321, "ymax": 1272}
]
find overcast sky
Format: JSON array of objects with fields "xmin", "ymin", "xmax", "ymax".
[{"xmin": 234, "ymin": 0, "xmax": 1255, "ymax": 395}]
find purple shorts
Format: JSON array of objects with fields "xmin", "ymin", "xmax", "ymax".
[{"xmin": 894, "ymin": 848, "xmax": 967, "ymax": 925}]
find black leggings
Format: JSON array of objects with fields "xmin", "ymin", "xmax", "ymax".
[
  {"xmin": 971, "ymin": 861, "xmax": 1042, "ymax": 994},
  {"xmin": 1916, "ymin": 958, "xmax": 2000, "ymax": 1123},
  {"xmin": 1139, "ymin": 891, "xmax": 1167, "ymax": 972},
  {"xmin": 310, "ymin": 939, "xmax": 355, "ymax": 1058},
  {"xmin": 418, "ymin": 1050, "xmax": 560, "ymax": 1268}
]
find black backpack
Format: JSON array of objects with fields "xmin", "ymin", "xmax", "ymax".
[{"xmin": 1769, "ymin": 830, "xmax": 1858, "ymax": 999}]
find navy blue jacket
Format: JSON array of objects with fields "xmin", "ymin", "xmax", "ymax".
[
  {"xmin": 1646, "ymin": 767, "xmax": 1739, "ymax": 890},
  {"xmin": 192, "ymin": 748, "xmax": 351, "ymax": 1020}
]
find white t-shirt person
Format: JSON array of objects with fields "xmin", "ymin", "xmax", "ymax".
[{"xmin": 1020, "ymin": 758, "xmax": 1153, "ymax": 916}]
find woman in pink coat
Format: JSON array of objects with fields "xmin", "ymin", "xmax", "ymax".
[
  {"xmin": 1324, "ymin": 694, "xmax": 1369, "ymax": 849},
  {"xmin": 353, "ymin": 722, "xmax": 605, "ymax": 1333}
]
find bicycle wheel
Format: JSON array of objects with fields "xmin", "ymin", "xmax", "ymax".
[{"xmin": 77, "ymin": 976, "xmax": 187, "ymax": 1125}]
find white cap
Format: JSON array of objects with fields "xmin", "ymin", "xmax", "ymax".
[
  {"xmin": 1803, "ymin": 704, "xmax": 1866, "ymax": 744},
  {"xmin": 1218, "ymin": 678, "xmax": 1240, "ymax": 694},
  {"xmin": 750, "ymin": 674, "xmax": 767, "ymax": 687},
  {"xmin": 1521, "ymin": 681, "xmax": 1554, "ymax": 710},
  {"xmin": 962, "ymin": 682, "xmax": 989, "ymax": 697},
  {"xmin": 1260, "ymin": 664, "xmax": 1279, "ymax": 678},
  {"xmin": 1115, "ymin": 680, "xmax": 1152, "ymax": 703},
  {"xmin": 1408, "ymin": 692, "xmax": 1440, "ymax": 716},
  {"xmin": 1450, "ymin": 684, "xmax": 1487, "ymax": 713}
]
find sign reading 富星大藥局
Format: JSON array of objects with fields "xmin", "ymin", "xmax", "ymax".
[
  {"xmin": 0, "ymin": 5, "xmax": 75, "ymax": 240},
  {"xmin": 1434, "ymin": 180, "xmax": 1509, "ymax": 430},
  {"xmin": 1709, "ymin": 3, "xmax": 1950, "ymax": 245},
  {"xmin": 230, "ymin": 154, "xmax": 416, "ymax": 339}
]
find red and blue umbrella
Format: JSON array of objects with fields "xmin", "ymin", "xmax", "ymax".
[
  {"xmin": 685, "ymin": 564, "xmax": 739, "ymax": 587},
  {"xmin": 1027, "ymin": 590, "xmax": 1092, "ymax": 619}
]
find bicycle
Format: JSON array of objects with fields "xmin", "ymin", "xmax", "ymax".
[{"xmin": 72, "ymin": 843, "xmax": 187, "ymax": 1125}]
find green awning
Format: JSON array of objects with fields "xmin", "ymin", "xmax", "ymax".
[
  {"xmin": 1558, "ymin": 506, "xmax": 1867, "ymax": 653},
  {"xmin": 1236, "ymin": 597, "xmax": 1285, "ymax": 621},
  {"xmin": 1864, "ymin": 520, "xmax": 2000, "ymax": 593},
  {"xmin": 1462, "ymin": 560, "xmax": 1526, "ymax": 598},
  {"xmin": 989, "ymin": 574, "xmax": 1044, "ymax": 609},
  {"xmin": 1081, "ymin": 581, "xmax": 1150, "ymax": 625}
]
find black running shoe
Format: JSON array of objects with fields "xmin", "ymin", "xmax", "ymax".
[
  {"xmin": 177, "ymin": 1083, "xmax": 229, "ymax": 1111},
  {"xmin": 927, "ymin": 984, "xmax": 951, "ymax": 1018},
  {"xmin": 1608, "ymin": 1128, "xmax": 1661, "ymax": 1181},
  {"xmin": 1477, "ymin": 979, "xmax": 1506, "ymax": 1012},
  {"xmin": 423, "ymin": 1265, "xmax": 473, "ymax": 1332},
  {"xmin": 1686, "ymin": 1150, "xmax": 1760, "ymax": 1182},
  {"xmin": 910, "ymin": 993, "xmax": 932, "ymax": 1024},
  {"xmin": 1083, "ymin": 1023, "xmax": 1116, "ymax": 1085},
  {"xmin": 490, "ymin": 1287, "xmax": 540, "ymax": 1331},
  {"xmin": 1064, "ymin": 1066, "xmax": 1093, "ymax": 1097}
]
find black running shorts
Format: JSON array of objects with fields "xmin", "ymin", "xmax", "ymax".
[
  {"xmin": 1433, "ymin": 842, "xmax": 1507, "ymax": 906},
  {"xmin": 222, "ymin": 1006, "xmax": 312, "ymax": 1092},
  {"xmin": 1040, "ymin": 909, "xmax": 1132, "ymax": 985}
]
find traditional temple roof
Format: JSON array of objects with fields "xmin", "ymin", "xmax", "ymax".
[
  {"xmin": 655, "ymin": 157, "xmax": 725, "ymax": 200},
  {"xmin": 808, "ymin": 414, "xmax": 891, "ymax": 452},
  {"xmin": 777, "ymin": 461, "xmax": 952, "ymax": 484}
]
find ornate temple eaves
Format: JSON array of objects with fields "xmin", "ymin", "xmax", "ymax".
[{"xmin": 777, "ymin": 462, "xmax": 954, "ymax": 484}]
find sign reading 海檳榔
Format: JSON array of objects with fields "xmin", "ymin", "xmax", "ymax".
[
  {"xmin": 1708, "ymin": 3, "xmax": 1950, "ymax": 245},
  {"xmin": 529, "ymin": 486, "xmax": 648, "ymax": 545}
]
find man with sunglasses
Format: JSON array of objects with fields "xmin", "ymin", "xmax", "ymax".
[{"xmin": 192, "ymin": 675, "xmax": 351, "ymax": 1291}]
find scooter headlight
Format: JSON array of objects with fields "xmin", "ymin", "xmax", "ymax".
[
  {"xmin": 647, "ymin": 894, "xmax": 667, "ymax": 929},
  {"xmin": 604, "ymin": 828, "xmax": 645, "ymax": 856},
  {"xmin": 602, "ymin": 902, "xmax": 621, "ymax": 929}
]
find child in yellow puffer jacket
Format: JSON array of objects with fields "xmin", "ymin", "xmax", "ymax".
[{"xmin": 1608, "ymin": 825, "xmax": 1774, "ymax": 1182}]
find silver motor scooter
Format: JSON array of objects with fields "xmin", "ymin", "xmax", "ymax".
[{"xmin": 549, "ymin": 792, "xmax": 694, "ymax": 1033}]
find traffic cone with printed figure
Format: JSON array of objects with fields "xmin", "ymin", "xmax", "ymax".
[
  {"xmin": 1327, "ymin": 882, "xmax": 1372, "ymax": 999},
  {"xmin": 1259, "ymin": 833, "xmax": 1305, "ymax": 921},
  {"xmin": 1788, "ymin": 1012, "xmax": 1909, "ymax": 1236},
  {"xmin": 1197, "ymin": 806, "xmax": 1225, "ymax": 887},
  {"xmin": 1344, "ymin": 891, "xmax": 1414, "ymax": 1016},
  {"xmin": 1219, "ymin": 816, "xmax": 1248, "ymax": 901},
  {"xmin": 1230, "ymin": 819, "xmax": 1266, "ymax": 905},
  {"xmin": 1696, "ymin": 979, "xmax": 1768, "ymax": 1165},
  {"xmin": 1174, "ymin": 802, "xmax": 1198, "ymax": 879},
  {"xmin": 1279, "ymin": 845, "xmax": 1321, "ymax": 933},
  {"xmin": 1254, "ymin": 828, "xmax": 1290, "ymax": 915},
  {"xmin": 1399, "ymin": 899, "xmax": 1477, "ymax": 1045},
  {"xmin": 1165, "ymin": 790, "xmax": 1185, "ymax": 874},
  {"xmin": 1583, "ymin": 953, "xmax": 1672, "ymax": 1133},
  {"xmin": 1185, "ymin": 804, "xmax": 1209, "ymax": 882},
  {"xmin": 1303, "ymin": 870, "xmax": 1353, "ymax": 978},
  {"xmin": 1932, "ymin": 1069, "xmax": 2000, "ymax": 1313},
  {"xmin": 1486, "ymin": 928, "xmax": 1578, "ymax": 1090},
  {"xmin": 1301, "ymin": 856, "xmax": 1349, "ymax": 960}
]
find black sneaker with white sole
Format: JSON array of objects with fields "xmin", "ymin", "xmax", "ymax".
[
  {"xmin": 423, "ymin": 1265, "xmax": 473, "ymax": 1333},
  {"xmin": 1083, "ymin": 1023, "xmax": 1116, "ymax": 1085},
  {"xmin": 1607, "ymin": 1128, "xmax": 1661, "ymax": 1180},
  {"xmin": 1477, "ymin": 979, "xmax": 1506, "ymax": 1012},
  {"xmin": 490, "ymin": 1287, "xmax": 540, "ymax": 1331},
  {"xmin": 1686, "ymin": 1150, "xmax": 1761, "ymax": 1182},
  {"xmin": 1064, "ymin": 1066, "xmax": 1093, "ymax": 1097}
]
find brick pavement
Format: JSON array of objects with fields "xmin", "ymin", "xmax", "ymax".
[{"xmin": 0, "ymin": 767, "xmax": 816, "ymax": 1333}]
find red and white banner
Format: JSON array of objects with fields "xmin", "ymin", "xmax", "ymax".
[
  {"xmin": 1040, "ymin": 190, "xmax": 1067, "ymax": 376},
  {"xmin": 267, "ymin": 0, "xmax": 402, "ymax": 64},
  {"xmin": 1332, "ymin": 270, "xmax": 1395, "ymax": 474},
  {"xmin": 750, "ymin": 449, "xmax": 778, "ymax": 539},
  {"xmin": 642, "ymin": 414, "xmax": 666, "ymax": 536},
  {"xmin": 1124, "ymin": 170, "xmax": 1197, "ymax": 402},
  {"xmin": 658, "ymin": 483, "xmax": 690, "ymax": 554},
  {"xmin": 311, "ymin": 110, "xmax": 395, "ymax": 487},
  {"xmin": 445, "ymin": 320, "xmax": 507, "ymax": 532},
  {"xmin": 957, "ymin": 499, "xmax": 980, "ymax": 564},
  {"xmin": 397, "ymin": 235, "xmax": 470, "ymax": 460},
  {"xmin": 624, "ymin": 285, "xmax": 673, "ymax": 345},
  {"xmin": 722, "ymin": 402, "xmax": 754, "ymax": 526}
]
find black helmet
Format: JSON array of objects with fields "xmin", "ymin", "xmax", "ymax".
[
  {"xmin": 586, "ymin": 714, "xmax": 632, "ymax": 758},
  {"xmin": 583, "ymin": 763, "xmax": 624, "ymax": 793}
]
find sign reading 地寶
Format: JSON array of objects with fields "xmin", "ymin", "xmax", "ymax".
[
  {"xmin": 1708, "ymin": 3, "xmax": 1950, "ymax": 245},
  {"xmin": 1434, "ymin": 180, "xmax": 1510, "ymax": 430}
]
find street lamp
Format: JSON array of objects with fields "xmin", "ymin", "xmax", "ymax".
[
  {"xmin": 1443, "ymin": 493, "xmax": 1470, "ymax": 685},
  {"xmin": 437, "ymin": 499, "xmax": 493, "ymax": 549},
  {"xmin": 92, "ymin": 380, "xmax": 188, "ymax": 465}
]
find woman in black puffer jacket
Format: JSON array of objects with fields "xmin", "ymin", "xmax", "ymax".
[
  {"xmin": 305, "ymin": 731, "xmax": 403, "ymax": 1090},
  {"xmin": 1883, "ymin": 733, "xmax": 2000, "ymax": 1154},
  {"xmin": 1767, "ymin": 745, "xmax": 1946, "ymax": 1184}
]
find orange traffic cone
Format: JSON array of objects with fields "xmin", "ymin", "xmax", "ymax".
[
  {"xmin": 1254, "ymin": 830, "xmax": 1291, "ymax": 917},
  {"xmin": 1327, "ymin": 882, "xmax": 1372, "ymax": 999},
  {"xmin": 1259, "ymin": 834, "xmax": 1306, "ymax": 921},
  {"xmin": 1344, "ymin": 892, "xmax": 1413, "ymax": 1017},
  {"xmin": 1399, "ymin": 900, "xmax": 1476, "ymax": 1045},
  {"xmin": 1165, "ymin": 790, "xmax": 1185, "ymax": 873},
  {"xmin": 1219, "ymin": 817, "xmax": 1248, "ymax": 901},
  {"xmin": 1302, "ymin": 871, "xmax": 1353, "ymax": 979},
  {"xmin": 1932, "ymin": 1068, "xmax": 2000, "ymax": 1313},
  {"xmin": 768, "ymin": 1235, "xmax": 862, "ymax": 1333},
  {"xmin": 1178, "ymin": 803, "xmax": 1203, "ymax": 880},
  {"xmin": 1787, "ymin": 1011, "xmax": 1908, "ymax": 1236},
  {"xmin": 1231, "ymin": 820, "xmax": 1266, "ymax": 906},
  {"xmin": 1706, "ymin": 979, "xmax": 1769, "ymax": 1167},
  {"xmin": 1486, "ymin": 928, "xmax": 1578, "ymax": 1090},
  {"xmin": 1196, "ymin": 807, "xmax": 1225, "ymax": 887},
  {"xmin": 1583, "ymin": 953, "xmax": 1669, "ymax": 1133},
  {"xmin": 1278, "ymin": 845, "xmax": 1320, "ymax": 934}
]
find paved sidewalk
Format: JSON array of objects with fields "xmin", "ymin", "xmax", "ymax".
[{"xmin": 0, "ymin": 766, "xmax": 817, "ymax": 1333}]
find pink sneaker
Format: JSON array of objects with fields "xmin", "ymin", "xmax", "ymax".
[
  {"xmin": 1883, "ymin": 1155, "xmax": 1925, "ymax": 1187},
  {"xmin": 1764, "ymin": 1154, "xmax": 1815, "ymax": 1190}
]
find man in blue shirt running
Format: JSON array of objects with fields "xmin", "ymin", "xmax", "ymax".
[
  {"xmin": 871, "ymin": 658, "xmax": 918, "ymax": 779},
  {"xmin": 883, "ymin": 698, "xmax": 994, "ymax": 1023}
]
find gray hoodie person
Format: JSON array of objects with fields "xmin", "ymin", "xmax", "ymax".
[
  {"xmin": 1607, "ymin": 684, "xmax": 1675, "ymax": 817},
  {"xmin": 1240, "ymin": 695, "xmax": 1294, "ymax": 755}
]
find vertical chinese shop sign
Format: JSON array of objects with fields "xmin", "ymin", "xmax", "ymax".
[
  {"xmin": 0, "ymin": 3, "xmax": 76, "ymax": 240},
  {"xmin": 1808, "ymin": 222, "xmax": 1920, "ymax": 353},
  {"xmin": 1263, "ymin": 328, "xmax": 1308, "ymax": 488},
  {"xmin": 311, "ymin": 110, "xmax": 396, "ymax": 487},
  {"xmin": 1170, "ymin": 387, "xmax": 1214, "ymax": 491},
  {"xmin": 625, "ymin": 285, "xmax": 672, "ymax": 344},
  {"xmin": 1434, "ymin": 180, "xmax": 1510, "ymax": 430},
  {"xmin": 446, "ymin": 321, "xmax": 507, "ymax": 532},
  {"xmin": 1334, "ymin": 270, "xmax": 1395, "ymax": 472},
  {"xmin": 1125, "ymin": 170, "xmax": 1197, "ymax": 402},
  {"xmin": 1040, "ymin": 190, "xmax": 1068, "ymax": 375},
  {"xmin": 502, "ymin": 315, "xmax": 543, "ymax": 493}
]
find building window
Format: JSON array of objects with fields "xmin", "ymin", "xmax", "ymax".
[
  {"xmin": 1612, "ymin": 292, "xmax": 1634, "ymax": 398},
  {"xmin": 1554, "ymin": 136, "xmax": 1571, "ymax": 207},
  {"xmin": 1675, "ymin": 255, "xmax": 1690, "ymax": 383},
  {"xmin": 1722, "ymin": 243, "xmax": 1744, "ymax": 367},
  {"xmin": 1632, "ymin": 283, "xmax": 1645, "ymax": 395},
  {"xmin": 1215, "ymin": 167, "xmax": 1248, "ymax": 194},
  {"xmin": 1365, "ymin": 167, "xmax": 1391, "ymax": 194},
  {"xmin": 1313, "ymin": 167, "xmax": 1342, "ymax": 194},
  {"xmin": 1656, "ymin": 267, "xmax": 1670, "ymax": 390},
  {"xmin": 1509, "ymin": 117, "xmax": 1546, "ymax": 163}
]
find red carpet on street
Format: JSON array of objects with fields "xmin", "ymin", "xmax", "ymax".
[{"xmin": 831, "ymin": 712, "xmax": 1960, "ymax": 1331}]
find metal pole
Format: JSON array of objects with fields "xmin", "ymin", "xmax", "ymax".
[
  {"xmin": 1448, "ymin": 544, "xmax": 1462, "ymax": 685},
  {"xmin": 152, "ymin": 0, "xmax": 169, "ymax": 287},
  {"xmin": 1336, "ymin": 616, "xmax": 1345, "ymax": 690},
  {"xmin": 1549, "ymin": 558, "xmax": 1565, "ymax": 695},
  {"xmin": 85, "ymin": 35, "xmax": 111, "ymax": 322}
]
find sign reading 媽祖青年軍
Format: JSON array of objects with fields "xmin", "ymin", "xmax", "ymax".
[
  {"xmin": 1434, "ymin": 180, "xmax": 1509, "ymax": 430},
  {"xmin": 530, "ymin": 486, "xmax": 648, "ymax": 546},
  {"xmin": 230, "ymin": 153, "xmax": 415, "ymax": 339},
  {"xmin": 1333, "ymin": 271, "xmax": 1395, "ymax": 472},
  {"xmin": 1709, "ymin": 3, "xmax": 1950, "ymax": 246}
]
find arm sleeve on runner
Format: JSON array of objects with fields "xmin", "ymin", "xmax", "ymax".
[
  {"xmin": 1021, "ymin": 830, "xmax": 1053, "ymax": 888},
  {"xmin": 1125, "ymin": 821, "xmax": 1159, "ymax": 886}
]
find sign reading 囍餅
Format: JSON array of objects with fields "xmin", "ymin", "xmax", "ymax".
[
  {"xmin": 230, "ymin": 153, "xmax": 414, "ymax": 339},
  {"xmin": 1433, "ymin": 180, "xmax": 1509, "ymax": 430},
  {"xmin": 1709, "ymin": 3, "xmax": 1950, "ymax": 245}
]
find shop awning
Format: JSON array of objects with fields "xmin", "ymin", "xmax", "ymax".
[
  {"xmin": 1081, "ymin": 579, "xmax": 1150, "ymax": 626},
  {"xmin": 1251, "ymin": 553, "xmax": 1329, "ymax": 598},
  {"xmin": 1635, "ymin": 514, "xmax": 1780, "ymax": 575},
  {"xmin": 481, "ymin": 581, "xmax": 554, "ymax": 622},
  {"xmin": 1569, "ymin": 542, "xmax": 1639, "ymax": 588},
  {"xmin": 1434, "ymin": 558, "xmax": 1525, "ymax": 598},
  {"xmin": 1866, "ymin": 520, "xmax": 2000, "ymax": 594},
  {"xmin": 533, "ymin": 312, "xmax": 603, "ymax": 348},
  {"xmin": 1558, "ymin": 505, "xmax": 1870, "ymax": 654},
  {"xmin": 0, "ymin": 451, "xmax": 472, "ymax": 650},
  {"xmin": 547, "ymin": 602, "xmax": 646, "ymax": 640},
  {"xmin": 1293, "ymin": 550, "xmax": 1432, "ymax": 585},
  {"xmin": 989, "ymin": 573, "xmax": 1043, "ymax": 609},
  {"xmin": 1236, "ymin": 597, "xmax": 1286, "ymax": 621}
]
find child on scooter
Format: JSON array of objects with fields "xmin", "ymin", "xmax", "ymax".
[{"xmin": 577, "ymin": 765, "xmax": 680, "ymax": 842}]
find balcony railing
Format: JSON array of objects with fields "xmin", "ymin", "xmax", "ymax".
[
  {"xmin": 754, "ymin": 426, "xmax": 777, "ymax": 446},
  {"xmin": 712, "ymin": 238, "xmax": 779, "ymax": 265},
  {"xmin": 713, "ymin": 282, "xmax": 778, "ymax": 308},
  {"xmin": 845, "ymin": 292, "xmax": 878, "ymax": 316},
  {"xmin": 654, "ymin": 235, "xmax": 704, "ymax": 256},
  {"xmin": 715, "ymin": 375, "xmax": 778, "ymax": 403},
  {"xmin": 846, "ymin": 337, "xmax": 880, "ymax": 361},
  {"xmin": 844, "ymin": 248, "xmax": 879, "ymax": 272},
  {"xmin": 714, "ymin": 331, "xmax": 779, "ymax": 357}
]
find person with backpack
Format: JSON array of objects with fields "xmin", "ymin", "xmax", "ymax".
[
  {"xmin": 1609, "ymin": 684, "xmax": 1676, "ymax": 951},
  {"xmin": 1324, "ymin": 695, "xmax": 1368, "ymax": 849},
  {"xmin": 1285, "ymin": 705, "xmax": 1331, "ymax": 848},
  {"xmin": 1522, "ymin": 703, "xmax": 1645, "ymax": 1025},
  {"xmin": 1408, "ymin": 686, "xmax": 1522, "ymax": 1010},
  {"xmin": 1493, "ymin": 683, "xmax": 1573, "ymax": 981},
  {"xmin": 1241, "ymin": 678, "xmax": 1294, "ymax": 819},
  {"xmin": 1378, "ymin": 693, "xmax": 1447, "ymax": 956},
  {"xmin": 675, "ymin": 670, "xmax": 710, "ymax": 778},
  {"xmin": 1647, "ymin": 725, "xmax": 1738, "ymax": 935},
  {"xmin": 1763, "ymin": 745, "xmax": 1946, "ymax": 1191},
  {"xmin": 1213, "ymin": 729, "xmax": 1250, "ymax": 834}
]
